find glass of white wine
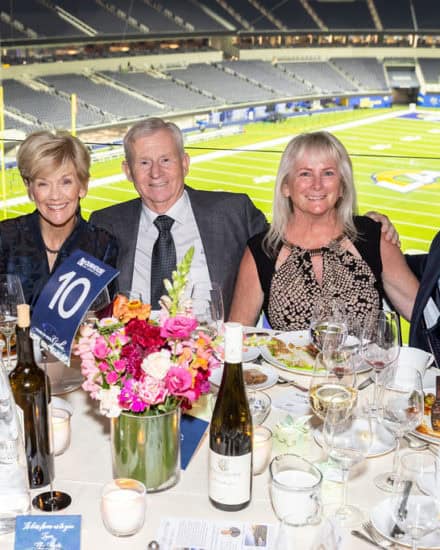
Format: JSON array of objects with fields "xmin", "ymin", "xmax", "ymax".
[
  {"xmin": 190, "ymin": 282, "xmax": 224, "ymax": 339},
  {"xmin": 309, "ymin": 350, "xmax": 358, "ymax": 423},
  {"xmin": 0, "ymin": 274, "xmax": 25, "ymax": 370}
]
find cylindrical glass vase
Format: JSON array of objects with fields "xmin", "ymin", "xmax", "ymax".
[{"xmin": 111, "ymin": 408, "xmax": 180, "ymax": 493}]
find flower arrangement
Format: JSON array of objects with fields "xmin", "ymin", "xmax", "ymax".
[{"xmin": 75, "ymin": 247, "xmax": 220, "ymax": 418}]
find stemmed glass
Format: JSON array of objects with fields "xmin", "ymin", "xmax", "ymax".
[
  {"xmin": 190, "ymin": 282, "xmax": 224, "ymax": 339},
  {"xmin": 391, "ymin": 453, "xmax": 440, "ymax": 550},
  {"xmin": 310, "ymin": 300, "xmax": 348, "ymax": 354},
  {"xmin": 375, "ymin": 370, "xmax": 424, "ymax": 492},
  {"xmin": 322, "ymin": 404, "xmax": 373, "ymax": 526},
  {"xmin": 361, "ymin": 310, "xmax": 401, "ymax": 415},
  {"xmin": 0, "ymin": 274, "xmax": 25, "ymax": 370},
  {"xmin": 309, "ymin": 350, "xmax": 358, "ymax": 422},
  {"xmin": 83, "ymin": 286, "xmax": 111, "ymax": 325}
]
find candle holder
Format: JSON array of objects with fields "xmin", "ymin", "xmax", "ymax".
[
  {"xmin": 252, "ymin": 425, "xmax": 272, "ymax": 475},
  {"xmin": 52, "ymin": 408, "xmax": 71, "ymax": 456},
  {"xmin": 101, "ymin": 478, "xmax": 146, "ymax": 537}
]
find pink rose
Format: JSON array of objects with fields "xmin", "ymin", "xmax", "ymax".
[
  {"xmin": 105, "ymin": 371, "xmax": 119, "ymax": 385},
  {"xmin": 113, "ymin": 359, "xmax": 126, "ymax": 373},
  {"xmin": 160, "ymin": 315, "xmax": 198, "ymax": 339},
  {"xmin": 165, "ymin": 366, "xmax": 192, "ymax": 395},
  {"xmin": 93, "ymin": 336, "xmax": 111, "ymax": 359},
  {"xmin": 138, "ymin": 376, "xmax": 167, "ymax": 407},
  {"xmin": 98, "ymin": 361, "xmax": 109, "ymax": 372}
]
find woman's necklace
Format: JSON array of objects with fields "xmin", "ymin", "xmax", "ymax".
[
  {"xmin": 282, "ymin": 233, "xmax": 346, "ymax": 257},
  {"xmin": 43, "ymin": 243, "xmax": 61, "ymax": 254}
]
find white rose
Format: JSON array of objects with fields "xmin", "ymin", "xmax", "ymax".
[
  {"xmin": 99, "ymin": 386, "xmax": 121, "ymax": 418},
  {"xmin": 141, "ymin": 350, "xmax": 171, "ymax": 380}
]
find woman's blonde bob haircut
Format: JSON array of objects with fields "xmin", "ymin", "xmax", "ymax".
[
  {"xmin": 17, "ymin": 130, "xmax": 91, "ymax": 189},
  {"xmin": 264, "ymin": 131, "xmax": 358, "ymax": 256}
]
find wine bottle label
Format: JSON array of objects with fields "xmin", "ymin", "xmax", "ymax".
[
  {"xmin": 208, "ymin": 449, "xmax": 251, "ymax": 505},
  {"xmin": 224, "ymin": 322, "xmax": 243, "ymax": 363},
  {"xmin": 0, "ymin": 438, "xmax": 18, "ymax": 463},
  {"xmin": 15, "ymin": 404, "xmax": 25, "ymax": 445}
]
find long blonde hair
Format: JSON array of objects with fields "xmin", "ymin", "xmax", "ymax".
[{"xmin": 264, "ymin": 131, "xmax": 358, "ymax": 256}]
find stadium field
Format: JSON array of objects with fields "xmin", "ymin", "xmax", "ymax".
[{"xmin": 2, "ymin": 107, "xmax": 439, "ymax": 255}]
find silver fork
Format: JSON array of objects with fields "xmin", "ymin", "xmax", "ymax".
[{"xmin": 362, "ymin": 521, "xmax": 395, "ymax": 548}]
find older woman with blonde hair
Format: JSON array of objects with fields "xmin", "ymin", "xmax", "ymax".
[
  {"xmin": 0, "ymin": 130, "xmax": 118, "ymax": 307},
  {"xmin": 229, "ymin": 131, "xmax": 419, "ymax": 330}
]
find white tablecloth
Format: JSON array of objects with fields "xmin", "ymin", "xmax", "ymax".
[{"xmin": 2, "ymin": 363, "xmax": 434, "ymax": 549}]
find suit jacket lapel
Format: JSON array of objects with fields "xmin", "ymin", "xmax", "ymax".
[{"xmin": 118, "ymin": 198, "xmax": 142, "ymax": 290}]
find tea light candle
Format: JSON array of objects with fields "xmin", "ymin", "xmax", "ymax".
[
  {"xmin": 252, "ymin": 426, "xmax": 272, "ymax": 475},
  {"xmin": 51, "ymin": 408, "xmax": 71, "ymax": 456},
  {"xmin": 101, "ymin": 479, "xmax": 146, "ymax": 537}
]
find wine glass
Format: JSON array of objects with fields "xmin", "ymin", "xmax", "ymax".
[
  {"xmin": 322, "ymin": 404, "xmax": 373, "ymax": 526},
  {"xmin": 391, "ymin": 453, "xmax": 440, "ymax": 550},
  {"xmin": 190, "ymin": 282, "xmax": 224, "ymax": 339},
  {"xmin": 361, "ymin": 310, "xmax": 401, "ymax": 415},
  {"xmin": 374, "ymin": 370, "xmax": 424, "ymax": 492},
  {"xmin": 309, "ymin": 350, "xmax": 357, "ymax": 422},
  {"xmin": 83, "ymin": 286, "xmax": 111, "ymax": 325},
  {"xmin": 310, "ymin": 300, "xmax": 348, "ymax": 354},
  {"xmin": 0, "ymin": 274, "xmax": 25, "ymax": 370}
]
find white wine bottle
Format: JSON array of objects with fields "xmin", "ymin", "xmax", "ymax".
[
  {"xmin": 209, "ymin": 322, "xmax": 252, "ymax": 510},
  {"xmin": 9, "ymin": 304, "xmax": 54, "ymax": 488}
]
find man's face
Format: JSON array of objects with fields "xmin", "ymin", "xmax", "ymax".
[{"xmin": 123, "ymin": 129, "xmax": 190, "ymax": 213}]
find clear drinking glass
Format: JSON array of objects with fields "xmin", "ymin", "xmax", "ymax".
[
  {"xmin": 391, "ymin": 453, "xmax": 440, "ymax": 550},
  {"xmin": 361, "ymin": 310, "xmax": 400, "ymax": 415},
  {"xmin": 83, "ymin": 286, "xmax": 111, "ymax": 325},
  {"xmin": 0, "ymin": 275, "xmax": 25, "ymax": 371},
  {"xmin": 375, "ymin": 371, "xmax": 424, "ymax": 492},
  {"xmin": 309, "ymin": 300, "xmax": 347, "ymax": 353},
  {"xmin": 322, "ymin": 404, "xmax": 372, "ymax": 526},
  {"xmin": 190, "ymin": 282, "xmax": 224, "ymax": 339},
  {"xmin": 309, "ymin": 351, "xmax": 357, "ymax": 422}
]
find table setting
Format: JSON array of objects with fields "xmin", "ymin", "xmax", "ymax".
[{"xmin": 2, "ymin": 257, "xmax": 440, "ymax": 550}]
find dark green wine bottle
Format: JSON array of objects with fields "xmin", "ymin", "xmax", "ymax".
[
  {"xmin": 9, "ymin": 304, "xmax": 54, "ymax": 489},
  {"xmin": 209, "ymin": 322, "xmax": 252, "ymax": 510}
]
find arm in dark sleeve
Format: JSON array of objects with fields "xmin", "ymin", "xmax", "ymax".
[{"xmin": 244, "ymin": 196, "xmax": 268, "ymax": 237}]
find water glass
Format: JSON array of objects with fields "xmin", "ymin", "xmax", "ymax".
[
  {"xmin": 101, "ymin": 478, "xmax": 146, "ymax": 537},
  {"xmin": 269, "ymin": 454, "xmax": 322, "ymax": 525}
]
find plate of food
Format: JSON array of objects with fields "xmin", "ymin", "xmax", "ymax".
[
  {"xmin": 209, "ymin": 361, "xmax": 278, "ymax": 391},
  {"xmin": 260, "ymin": 331, "xmax": 318, "ymax": 375},
  {"xmin": 413, "ymin": 388, "xmax": 440, "ymax": 445},
  {"xmin": 242, "ymin": 328, "xmax": 273, "ymax": 363}
]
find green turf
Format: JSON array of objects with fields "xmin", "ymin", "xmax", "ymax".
[{"xmin": 3, "ymin": 107, "xmax": 439, "ymax": 253}]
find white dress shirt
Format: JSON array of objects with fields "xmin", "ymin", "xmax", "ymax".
[{"xmin": 131, "ymin": 190, "xmax": 211, "ymax": 304}]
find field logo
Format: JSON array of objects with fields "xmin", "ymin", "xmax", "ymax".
[{"xmin": 372, "ymin": 169, "xmax": 440, "ymax": 193}]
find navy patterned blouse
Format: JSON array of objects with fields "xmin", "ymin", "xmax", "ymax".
[{"xmin": 0, "ymin": 210, "xmax": 119, "ymax": 309}]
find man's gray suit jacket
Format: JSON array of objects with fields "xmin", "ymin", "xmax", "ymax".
[{"xmin": 89, "ymin": 185, "xmax": 268, "ymax": 318}]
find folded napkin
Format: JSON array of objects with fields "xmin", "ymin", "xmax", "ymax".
[
  {"xmin": 272, "ymin": 413, "xmax": 312, "ymax": 454},
  {"xmin": 310, "ymin": 517, "xmax": 343, "ymax": 550}
]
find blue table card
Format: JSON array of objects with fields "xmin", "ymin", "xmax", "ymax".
[
  {"xmin": 31, "ymin": 250, "xmax": 119, "ymax": 365},
  {"xmin": 180, "ymin": 414, "xmax": 209, "ymax": 470},
  {"xmin": 14, "ymin": 514, "xmax": 81, "ymax": 550}
]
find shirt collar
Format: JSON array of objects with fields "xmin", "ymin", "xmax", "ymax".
[{"xmin": 141, "ymin": 190, "xmax": 190, "ymax": 227}]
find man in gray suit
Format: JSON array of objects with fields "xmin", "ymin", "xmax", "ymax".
[{"xmin": 90, "ymin": 117, "xmax": 267, "ymax": 317}]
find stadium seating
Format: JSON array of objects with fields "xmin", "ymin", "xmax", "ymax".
[
  {"xmin": 330, "ymin": 58, "xmax": 389, "ymax": 91},
  {"xmin": 102, "ymin": 70, "xmax": 220, "ymax": 111},
  {"xmin": 280, "ymin": 61, "xmax": 358, "ymax": 94},
  {"xmin": 161, "ymin": 0, "xmax": 227, "ymax": 31},
  {"xmin": 221, "ymin": 60, "xmax": 313, "ymax": 96},
  {"xmin": 221, "ymin": 0, "xmax": 276, "ymax": 30},
  {"xmin": 269, "ymin": 0, "xmax": 318, "ymax": 30},
  {"xmin": 374, "ymin": 0, "xmax": 413, "ymax": 29},
  {"xmin": 2, "ymin": 79, "xmax": 106, "ymax": 129},
  {"xmin": 414, "ymin": 0, "xmax": 440, "ymax": 29},
  {"xmin": 418, "ymin": 58, "xmax": 440, "ymax": 84},
  {"xmin": 309, "ymin": 0, "xmax": 375, "ymax": 29},
  {"xmin": 108, "ymin": 0, "xmax": 182, "ymax": 32},
  {"xmin": 39, "ymin": 74, "xmax": 162, "ymax": 120},
  {"xmin": 168, "ymin": 63, "xmax": 278, "ymax": 103}
]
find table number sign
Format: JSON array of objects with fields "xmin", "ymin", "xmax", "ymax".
[
  {"xmin": 14, "ymin": 515, "xmax": 81, "ymax": 550},
  {"xmin": 31, "ymin": 250, "xmax": 119, "ymax": 365}
]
